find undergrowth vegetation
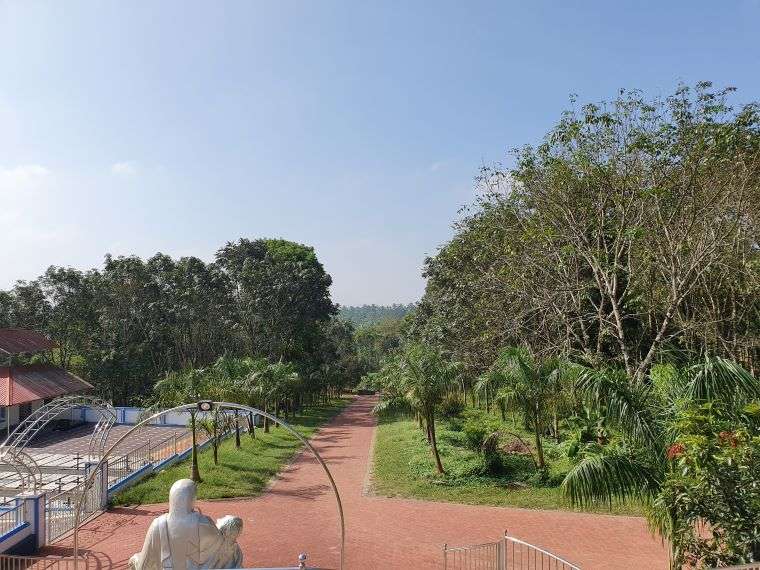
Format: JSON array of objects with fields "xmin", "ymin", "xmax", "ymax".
[{"xmin": 372, "ymin": 408, "xmax": 642, "ymax": 515}]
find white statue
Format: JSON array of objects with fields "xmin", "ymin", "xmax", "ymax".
[
  {"xmin": 207, "ymin": 516, "xmax": 244, "ymax": 569},
  {"xmin": 128, "ymin": 479, "xmax": 244, "ymax": 570}
]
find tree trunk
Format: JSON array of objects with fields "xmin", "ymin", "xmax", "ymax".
[
  {"xmin": 248, "ymin": 412, "xmax": 256, "ymax": 439},
  {"xmin": 190, "ymin": 412, "xmax": 202, "ymax": 483},
  {"xmin": 534, "ymin": 421, "xmax": 546, "ymax": 470},
  {"xmin": 234, "ymin": 411, "xmax": 241, "ymax": 448},
  {"xmin": 429, "ymin": 412, "xmax": 445, "ymax": 474},
  {"xmin": 553, "ymin": 413, "xmax": 560, "ymax": 441},
  {"xmin": 264, "ymin": 402, "xmax": 270, "ymax": 433},
  {"xmin": 213, "ymin": 420, "xmax": 219, "ymax": 465}
]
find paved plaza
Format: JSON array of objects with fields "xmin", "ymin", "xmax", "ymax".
[
  {"xmin": 26, "ymin": 424, "xmax": 191, "ymax": 456},
  {"xmin": 50, "ymin": 396, "xmax": 669, "ymax": 570},
  {"xmin": 0, "ymin": 424, "xmax": 193, "ymax": 496}
]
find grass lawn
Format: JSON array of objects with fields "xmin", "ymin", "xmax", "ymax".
[
  {"xmin": 112, "ymin": 398, "xmax": 350, "ymax": 506},
  {"xmin": 371, "ymin": 413, "xmax": 644, "ymax": 516}
]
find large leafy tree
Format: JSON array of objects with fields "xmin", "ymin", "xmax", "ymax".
[
  {"xmin": 216, "ymin": 238, "xmax": 336, "ymax": 363},
  {"xmin": 411, "ymin": 83, "xmax": 760, "ymax": 381},
  {"xmin": 0, "ymin": 236, "xmax": 348, "ymax": 406},
  {"xmin": 38, "ymin": 266, "xmax": 99, "ymax": 369}
]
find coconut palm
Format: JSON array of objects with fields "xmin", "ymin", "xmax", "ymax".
[
  {"xmin": 209, "ymin": 355, "xmax": 262, "ymax": 447},
  {"xmin": 228, "ymin": 357, "xmax": 269, "ymax": 440}
]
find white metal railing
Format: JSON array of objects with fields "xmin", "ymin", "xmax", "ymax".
[
  {"xmin": 0, "ymin": 553, "xmax": 87, "ymax": 570},
  {"xmin": 710, "ymin": 565, "xmax": 760, "ymax": 569},
  {"xmin": 46, "ymin": 466, "xmax": 105, "ymax": 543},
  {"xmin": 444, "ymin": 540, "xmax": 502, "ymax": 569},
  {"xmin": 504, "ymin": 536, "xmax": 581, "ymax": 569},
  {"xmin": 0, "ymin": 502, "xmax": 24, "ymax": 536},
  {"xmin": 443, "ymin": 532, "xmax": 581, "ymax": 570}
]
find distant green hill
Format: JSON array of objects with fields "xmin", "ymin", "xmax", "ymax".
[{"xmin": 339, "ymin": 303, "xmax": 415, "ymax": 326}]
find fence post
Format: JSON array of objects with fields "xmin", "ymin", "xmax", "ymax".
[
  {"xmin": 500, "ymin": 530, "xmax": 507, "ymax": 570},
  {"xmin": 15, "ymin": 490, "xmax": 47, "ymax": 551},
  {"xmin": 442, "ymin": 543, "xmax": 447, "ymax": 570},
  {"xmin": 98, "ymin": 462, "xmax": 109, "ymax": 509}
]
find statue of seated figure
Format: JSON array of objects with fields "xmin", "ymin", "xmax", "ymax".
[{"xmin": 129, "ymin": 479, "xmax": 244, "ymax": 570}]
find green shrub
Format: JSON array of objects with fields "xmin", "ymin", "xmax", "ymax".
[
  {"xmin": 462, "ymin": 411, "xmax": 501, "ymax": 450},
  {"xmin": 440, "ymin": 393, "xmax": 465, "ymax": 418}
]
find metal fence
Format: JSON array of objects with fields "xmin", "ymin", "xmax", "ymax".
[
  {"xmin": 0, "ymin": 554, "xmax": 86, "ymax": 570},
  {"xmin": 444, "ymin": 540, "xmax": 502, "ymax": 569},
  {"xmin": 443, "ymin": 533, "xmax": 581, "ymax": 570},
  {"xmin": 46, "ymin": 466, "xmax": 104, "ymax": 543},
  {"xmin": 0, "ymin": 502, "xmax": 24, "ymax": 536},
  {"xmin": 109, "ymin": 429, "xmax": 212, "ymax": 487}
]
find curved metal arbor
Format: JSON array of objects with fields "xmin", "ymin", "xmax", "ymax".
[
  {"xmin": 73, "ymin": 402, "xmax": 345, "ymax": 570},
  {"xmin": 1, "ymin": 395, "xmax": 117, "ymax": 458},
  {"xmin": 0, "ymin": 448, "xmax": 41, "ymax": 494}
]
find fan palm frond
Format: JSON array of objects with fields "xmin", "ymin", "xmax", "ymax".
[
  {"xmin": 562, "ymin": 449, "xmax": 660, "ymax": 508},
  {"xmin": 686, "ymin": 355, "xmax": 760, "ymax": 405}
]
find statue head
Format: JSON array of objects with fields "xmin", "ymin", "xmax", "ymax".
[
  {"xmin": 216, "ymin": 515, "xmax": 243, "ymax": 541},
  {"xmin": 168, "ymin": 479, "xmax": 197, "ymax": 516}
]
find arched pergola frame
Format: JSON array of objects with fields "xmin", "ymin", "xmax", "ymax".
[
  {"xmin": 1, "ymin": 395, "xmax": 117, "ymax": 459},
  {"xmin": 73, "ymin": 402, "xmax": 345, "ymax": 570},
  {"xmin": 0, "ymin": 448, "xmax": 41, "ymax": 495}
]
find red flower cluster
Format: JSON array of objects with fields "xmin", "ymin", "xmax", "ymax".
[
  {"xmin": 667, "ymin": 442, "xmax": 686, "ymax": 460},
  {"xmin": 718, "ymin": 431, "xmax": 739, "ymax": 448}
]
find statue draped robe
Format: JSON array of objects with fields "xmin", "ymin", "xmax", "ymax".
[{"xmin": 130, "ymin": 511, "xmax": 225, "ymax": 570}]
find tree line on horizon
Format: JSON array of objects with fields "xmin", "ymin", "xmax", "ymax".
[{"xmin": 339, "ymin": 303, "xmax": 416, "ymax": 326}]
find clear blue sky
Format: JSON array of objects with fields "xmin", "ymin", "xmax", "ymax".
[{"xmin": 1, "ymin": 1, "xmax": 758, "ymax": 305}]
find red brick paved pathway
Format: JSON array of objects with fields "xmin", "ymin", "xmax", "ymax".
[{"xmin": 55, "ymin": 396, "xmax": 668, "ymax": 569}]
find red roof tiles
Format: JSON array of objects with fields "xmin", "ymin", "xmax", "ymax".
[
  {"xmin": 0, "ymin": 329, "xmax": 57, "ymax": 356},
  {"xmin": 0, "ymin": 365, "xmax": 93, "ymax": 406}
]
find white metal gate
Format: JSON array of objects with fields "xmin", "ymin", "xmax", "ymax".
[{"xmin": 443, "ymin": 532, "xmax": 581, "ymax": 570}]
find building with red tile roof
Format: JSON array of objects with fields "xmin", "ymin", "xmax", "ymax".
[
  {"xmin": 0, "ymin": 329, "xmax": 57, "ymax": 356},
  {"xmin": 0, "ymin": 329, "xmax": 92, "ymax": 434},
  {"xmin": 0, "ymin": 365, "xmax": 92, "ymax": 406}
]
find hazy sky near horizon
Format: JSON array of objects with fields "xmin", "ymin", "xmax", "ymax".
[{"xmin": 1, "ymin": 2, "xmax": 759, "ymax": 305}]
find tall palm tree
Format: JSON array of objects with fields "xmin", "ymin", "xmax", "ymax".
[
  {"xmin": 153, "ymin": 368, "xmax": 208, "ymax": 482},
  {"xmin": 477, "ymin": 347, "xmax": 570, "ymax": 470},
  {"xmin": 234, "ymin": 358, "xmax": 269, "ymax": 438},
  {"xmin": 375, "ymin": 343, "xmax": 460, "ymax": 474},
  {"xmin": 562, "ymin": 355, "xmax": 760, "ymax": 566}
]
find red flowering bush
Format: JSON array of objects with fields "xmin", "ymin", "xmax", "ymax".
[
  {"xmin": 667, "ymin": 442, "xmax": 686, "ymax": 460},
  {"xmin": 657, "ymin": 405, "xmax": 760, "ymax": 568}
]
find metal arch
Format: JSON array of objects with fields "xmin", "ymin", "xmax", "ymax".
[
  {"xmin": 1, "ymin": 396, "xmax": 117, "ymax": 458},
  {"xmin": 0, "ymin": 448, "xmax": 41, "ymax": 495},
  {"xmin": 7, "ymin": 449, "xmax": 42, "ymax": 492},
  {"xmin": 87, "ymin": 409, "xmax": 117, "ymax": 459},
  {"xmin": 73, "ymin": 402, "xmax": 346, "ymax": 570}
]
